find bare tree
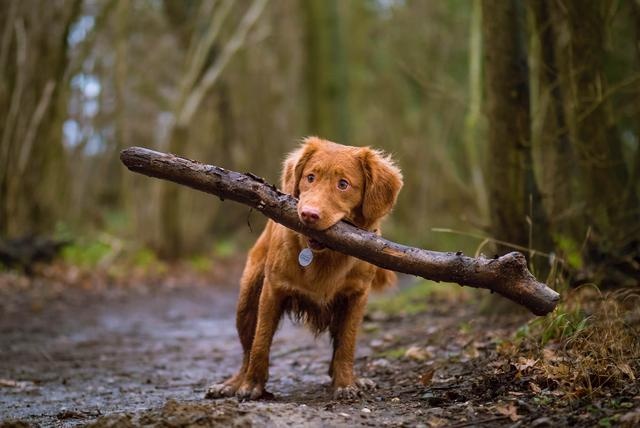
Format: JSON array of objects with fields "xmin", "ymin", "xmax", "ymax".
[
  {"xmin": 158, "ymin": 0, "xmax": 269, "ymax": 258},
  {"xmin": 0, "ymin": 0, "xmax": 82, "ymax": 237}
]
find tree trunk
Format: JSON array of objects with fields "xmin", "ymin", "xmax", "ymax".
[
  {"xmin": 463, "ymin": 0, "xmax": 488, "ymax": 218},
  {"xmin": 121, "ymin": 146, "xmax": 560, "ymax": 316},
  {"xmin": 114, "ymin": 0, "xmax": 131, "ymax": 208},
  {"xmin": 481, "ymin": 0, "xmax": 554, "ymax": 275},
  {"xmin": 0, "ymin": 0, "xmax": 81, "ymax": 237},
  {"xmin": 304, "ymin": 0, "xmax": 349, "ymax": 143},
  {"xmin": 528, "ymin": 0, "xmax": 578, "ymax": 239},
  {"xmin": 157, "ymin": 0, "xmax": 268, "ymax": 258},
  {"xmin": 549, "ymin": 0, "xmax": 639, "ymax": 284}
]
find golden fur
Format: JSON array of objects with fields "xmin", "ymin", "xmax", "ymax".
[{"xmin": 207, "ymin": 137, "xmax": 403, "ymax": 400}]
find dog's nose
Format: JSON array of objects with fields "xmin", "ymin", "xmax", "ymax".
[{"xmin": 300, "ymin": 207, "xmax": 320, "ymax": 224}]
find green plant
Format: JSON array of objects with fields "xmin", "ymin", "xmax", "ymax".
[
  {"xmin": 189, "ymin": 254, "xmax": 213, "ymax": 273},
  {"xmin": 376, "ymin": 347, "xmax": 407, "ymax": 359},
  {"xmin": 529, "ymin": 305, "xmax": 590, "ymax": 346},
  {"xmin": 213, "ymin": 240, "xmax": 236, "ymax": 258},
  {"xmin": 62, "ymin": 240, "xmax": 112, "ymax": 267},
  {"xmin": 369, "ymin": 280, "xmax": 467, "ymax": 316}
]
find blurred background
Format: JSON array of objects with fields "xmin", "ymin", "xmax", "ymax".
[{"xmin": 0, "ymin": 0, "xmax": 638, "ymax": 287}]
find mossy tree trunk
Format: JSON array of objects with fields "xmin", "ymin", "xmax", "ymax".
[
  {"xmin": 481, "ymin": 0, "xmax": 554, "ymax": 277},
  {"xmin": 528, "ymin": 0, "xmax": 578, "ymax": 241},
  {"xmin": 549, "ymin": 0, "xmax": 639, "ymax": 284}
]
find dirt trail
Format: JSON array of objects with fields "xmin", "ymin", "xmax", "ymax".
[
  {"xmin": 2, "ymin": 276, "xmax": 631, "ymax": 427},
  {"xmin": 0, "ymin": 278, "xmax": 461, "ymax": 427}
]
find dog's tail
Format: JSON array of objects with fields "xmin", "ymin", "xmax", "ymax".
[{"xmin": 371, "ymin": 268, "xmax": 397, "ymax": 291}]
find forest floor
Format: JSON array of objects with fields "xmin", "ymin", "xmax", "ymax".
[{"xmin": 0, "ymin": 260, "xmax": 639, "ymax": 427}]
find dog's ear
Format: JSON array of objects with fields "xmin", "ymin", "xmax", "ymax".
[
  {"xmin": 281, "ymin": 137, "xmax": 321, "ymax": 197},
  {"xmin": 359, "ymin": 147, "xmax": 403, "ymax": 226}
]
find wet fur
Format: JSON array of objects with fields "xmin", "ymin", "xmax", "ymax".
[{"xmin": 208, "ymin": 137, "xmax": 403, "ymax": 400}]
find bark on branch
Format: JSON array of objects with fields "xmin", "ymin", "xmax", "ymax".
[{"xmin": 120, "ymin": 147, "xmax": 560, "ymax": 315}]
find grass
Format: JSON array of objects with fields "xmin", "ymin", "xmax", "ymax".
[
  {"xmin": 368, "ymin": 280, "xmax": 466, "ymax": 316},
  {"xmin": 368, "ymin": 281, "xmax": 431, "ymax": 315},
  {"xmin": 376, "ymin": 347, "xmax": 407, "ymax": 359},
  {"xmin": 369, "ymin": 280, "xmax": 468, "ymax": 316},
  {"xmin": 513, "ymin": 285, "xmax": 640, "ymax": 399},
  {"xmin": 61, "ymin": 238, "xmax": 113, "ymax": 267}
]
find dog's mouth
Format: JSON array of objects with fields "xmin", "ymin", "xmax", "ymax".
[{"xmin": 307, "ymin": 238, "xmax": 326, "ymax": 251}]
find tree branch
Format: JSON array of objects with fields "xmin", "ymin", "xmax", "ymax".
[
  {"xmin": 120, "ymin": 147, "xmax": 560, "ymax": 316},
  {"xmin": 177, "ymin": 0, "xmax": 268, "ymax": 126}
]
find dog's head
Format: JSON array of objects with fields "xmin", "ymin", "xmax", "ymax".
[{"xmin": 281, "ymin": 137, "xmax": 402, "ymax": 248}]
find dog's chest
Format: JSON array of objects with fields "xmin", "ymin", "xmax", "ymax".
[{"xmin": 289, "ymin": 255, "xmax": 356, "ymax": 302}]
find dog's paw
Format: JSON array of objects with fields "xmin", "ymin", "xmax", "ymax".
[
  {"xmin": 236, "ymin": 381, "xmax": 271, "ymax": 400},
  {"xmin": 333, "ymin": 384, "xmax": 361, "ymax": 400},
  {"xmin": 333, "ymin": 378, "xmax": 376, "ymax": 400},
  {"xmin": 205, "ymin": 383, "xmax": 237, "ymax": 399}
]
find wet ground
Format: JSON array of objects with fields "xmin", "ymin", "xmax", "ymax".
[{"xmin": 1, "ymin": 273, "xmax": 637, "ymax": 427}]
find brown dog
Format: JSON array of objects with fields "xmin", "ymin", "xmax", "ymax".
[{"xmin": 206, "ymin": 137, "xmax": 403, "ymax": 400}]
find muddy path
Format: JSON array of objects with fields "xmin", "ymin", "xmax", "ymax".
[{"xmin": 1, "ymin": 274, "xmax": 634, "ymax": 427}]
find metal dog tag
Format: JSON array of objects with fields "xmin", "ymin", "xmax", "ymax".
[{"xmin": 298, "ymin": 248, "xmax": 313, "ymax": 267}]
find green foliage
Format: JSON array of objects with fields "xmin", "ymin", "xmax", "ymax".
[
  {"xmin": 533, "ymin": 395, "xmax": 554, "ymax": 406},
  {"xmin": 556, "ymin": 235, "xmax": 583, "ymax": 269},
  {"xmin": 3, "ymin": 0, "xmax": 637, "ymax": 283},
  {"xmin": 188, "ymin": 254, "xmax": 213, "ymax": 273},
  {"xmin": 376, "ymin": 347, "xmax": 406, "ymax": 359},
  {"xmin": 62, "ymin": 240, "xmax": 112, "ymax": 268},
  {"xmin": 517, "ymin": 303, "xmax": 589, "ymax": 346},
  {"xmin": 131, "ymin": 248, "xmax": 161, "ymax": 268},
  {"xmin": 213, "ymin": 240, "xmax": 236, "ymax": 258},
  {"xmin": 598, "ymin": 416, "xmax": 615, "ymax": 428},
  {"xmin": 369, "ymin": 281, "xmax": 433, "ymax": 316},
  {"xmin": 103, "ymin": 210, "xmax": 129, "ymax": 235},
  {"xmin": 369, "ymin": 280, "xmax": 464, "ymax": 316},
  {"xmin": 458, "ymin": 321, "xmax": 473, "ymax": 334}
]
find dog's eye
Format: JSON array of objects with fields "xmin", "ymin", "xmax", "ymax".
[
  {"xmin": 337, "ymin": 179, "xmax": 349, "ymax": 190},
  {"xmin": 307, "ymin": 174, "xmax": 315, "ymax": 183}
]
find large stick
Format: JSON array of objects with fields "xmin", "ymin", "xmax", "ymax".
[{"xmin": 121, "ymin": 147, "xmax": 559, "ymax": 315}]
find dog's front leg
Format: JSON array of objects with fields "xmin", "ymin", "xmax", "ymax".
[
  {"xmin": 236, "ymin": 280, "xmax": 284, "ymax": 400},
  {"xmin": 329, "ymin": 290, "xmax": 375, "ymax": 399}
]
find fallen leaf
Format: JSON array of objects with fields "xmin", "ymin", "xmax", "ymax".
[
  {"xmin": 419, "ymin": 368, "xmax": 435, "ymax": 386},
  {"xmin": 529, "ymin": 382, "xmax": 542, "ymax": 394},
  {"xmin": 463, "ymin": 343, "xmax": 480, "ymax": 359},
  {"xmin": 426, "ymin": 416, "xmax": 448, "ymax": 427},
  {"xmin": 617, "ymin": 363, "xmax": 636, "ymax": 380},
  {"xmin": 513, "ymin": 357, "xmax": 538, "ymax": 373},
  {"xmin": 620, "ymin": 409, "xmax": 640, "ymax": 426},
  {"xmin": 542, "ymin": 348, "xmax": 558, "ymax": 362},
  {"xmin": 405, "ymin": 345, "xmax": 431, "ymax": 361},
  {"xmin": 571, "ymin": 387, "xmax": 589, "ymax": 398},
  {"xmin": 0, "ymin": 379, "xmax": 33, "ymax": 389},
  {"xmin": 495, "ymin": 403, "xmax": 521, "ymax": 422},
  {"xmin": 497, "ymin": 341, "xmax": 516, "ymax": 355},
  {"xmin": 548, "ymin": 363, "xmax": 571, "ymax": 379}
]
